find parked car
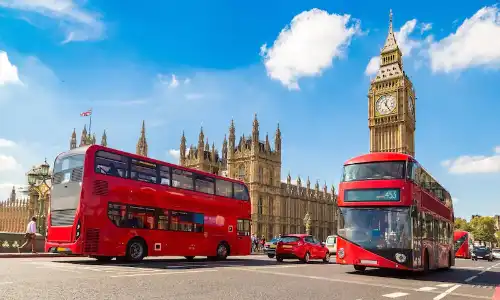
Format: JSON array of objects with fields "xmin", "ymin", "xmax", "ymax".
[
  {"xmin": 325, "ymin": 235, "xmax": 337, "ymax": 255},
  {"xmin": 472, "ymin": 246, "xmax": 494, "ymax": 261},
  {"xmin": 275, "ymin": 234, "xmax": 330, "ymax": 263},
  {"xmin": 264, "ymin": 237, "xmax": 280, "ymax": 258},
  {"xmin": 492, "ymin": 248, "xmax": 500, "ymax": 260}
]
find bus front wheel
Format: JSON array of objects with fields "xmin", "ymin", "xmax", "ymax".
[
  {"xmin": 125, "ymin": 238, "xmax": 146, "ymax": 262},
  {"xmin": 216, "ymin": 242, "xmax": 229, "ymax": 260}
]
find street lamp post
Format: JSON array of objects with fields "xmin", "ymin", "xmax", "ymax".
[
  {"xmin": 27, "ymin": 159, "xmax": 51, "ymax": 237},
  {"xmin": 303, "ymin": 212, "xmax": 312, "ymax": 235}
]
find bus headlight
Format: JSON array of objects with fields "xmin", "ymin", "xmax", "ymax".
[
  {"xmin": 337, "ymin": 248, "xmax": 345, "ymax": 259},
  {"xmin": 395, "ymin": 253, "xmax": 407, "ymax": 263},
  {"xmin": 75, "ymin": 220, "xmax": 81, "ymax": 240}
]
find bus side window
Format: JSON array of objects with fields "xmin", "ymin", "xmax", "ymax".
[
  {"xmin": 215, "ymin": 179, "xmax": 232, "ymax": 197},
  {"xmin": 95, "ymin": 151, "xmax": 128, "ymax": 178},
  {"xmin": 171, "ymin": 168, "xmax": 194, "ymax": 190},
  {"xmin": 233, "ymin": 183, "xmax": 250, "ymax": 201},
  {"xmin": 159, "ymin": 165, "xmax": 171, "ymax": 186},
  {"xmin": 195, "ymin": 175, "xmax": 215, "ymax": 195}
]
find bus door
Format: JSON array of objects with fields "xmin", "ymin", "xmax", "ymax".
[{"xmin": 411, "ymin": 208, "xmax": 422, "ymax": 269}]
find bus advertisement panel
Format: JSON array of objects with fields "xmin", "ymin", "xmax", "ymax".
[
  {"xmin": 45, "ymin": 145, "xmax": 251, "ymax": 262},
  {"xmin": 336, "ymin": 152, "xmax": 455, "ymax": 272}
]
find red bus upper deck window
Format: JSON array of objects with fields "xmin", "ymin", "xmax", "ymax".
[
  {"xmin": 195, "ymin": 175, "xmax": 215, "ymax": 194},
  {"xmin": 216, "ymin": 179, "xmax": 232, "ymax": 197},
  {"xmin": 234, "ymin": 183, "xmax": 250, "ymax": 201},
  {"xmin": 95, "ymin": 151, "xmax": 128, "ymax": 178},
  {"xmin": 342, "ymin": 161, "xmax": 405, "ymax": 182},
  {"xmin": 172, "ymin": 169, "xmax": 194, "ymax": 190}
]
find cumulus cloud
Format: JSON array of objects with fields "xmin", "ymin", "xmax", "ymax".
[
  {"xmin": 441, "ymin": 146, "xmax": 500, "ymax": 174},
  {"xmin": 429, "ymin": 6, "xmax": 500, "ymax": 73},
  {"xmin": 420, "ymin": 23, "xmax": 433, "ymax": 34},
  {"xmin": 0, "ymin": 0, "xmax": 105, "ymax": 43},
  {"xmin": 168, "ymin": 149, "xmax": 180, "ymax": 161},
  {"xmin": 0, "ymin": 154, "xmax": 19, "ymax": 171},
  {"xmin": 260, "ymin": 8, "xmax": 361, "ymax": 90},
  {"xmin": 0, "ymin": 138, "xmax": 16, "ymax": 148},
  {"xmin": 0, "ymin": 51, "xmax": 22, "ymax": 85},
  {"xmin": 365, "ymin": 19, "xmax": 429, "ymax": 76}
]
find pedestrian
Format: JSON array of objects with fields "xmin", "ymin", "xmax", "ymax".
[{"xmin": 18, "ymin": 217, "xmax": 37, "ymax": 254}]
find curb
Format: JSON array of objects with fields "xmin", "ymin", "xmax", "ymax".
[{"xmin": 0, "ymin": 253, "xmax": 70, "ymax": 258}]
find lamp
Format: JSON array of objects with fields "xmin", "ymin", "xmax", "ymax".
[{"xmin": 40, "ymin": 158, "xmax": 50, "ymax": 176}]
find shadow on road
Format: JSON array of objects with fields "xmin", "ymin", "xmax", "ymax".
[{"xmin": 346, "ymin": 265, "xmax": 500, "ymax": 289}]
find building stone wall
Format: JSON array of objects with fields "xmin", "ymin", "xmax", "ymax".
[{"xmin": 181, "ymin": 114, "xmax": 338, "ymax": 241}]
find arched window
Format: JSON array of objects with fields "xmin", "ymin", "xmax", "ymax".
[
  {"xmin": 269, "ymin": 196, "xmax": 274, "ymax": 216},
  {"xmin": 269, "ymin": 170, "xmax": 274, "ymax": 186}
]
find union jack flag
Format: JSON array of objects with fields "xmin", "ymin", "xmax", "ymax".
[{"xmin": 80, "ymin": 109, "xmax": 92, "ymax": 117}]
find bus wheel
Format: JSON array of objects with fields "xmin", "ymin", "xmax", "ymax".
[
  {"xmin": 94, "ymin": 256, "xmax": 113, "ymax": 262},
  {"xmin": 185, "ymin": 256, "xmax": 195, "ymax": 261},
  {"xmin": 423, "ymin": 250, "xmax": 430, "ymax": 273},
  {"xmin": 216, "ymin": 242, "xmax": 229, "ymax": 260},
  {"xmin": 354, "ymin": 265, "xmax": 366, "ymax": 272},
  {"xmin": 444, "ymin": 252, "xmax": 452, "ymax": 270},
  {"xmin": 126, "ymin": 239, "xmax": 146, "ymax": 262}
]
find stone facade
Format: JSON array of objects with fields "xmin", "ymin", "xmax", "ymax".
[
  {"xmin": 368, "ymin": 10, "xmax": 416, "ymax": 157},
  {"xmin": 180, "ymin": 114, "xmax": 338, "ymax": 241}
]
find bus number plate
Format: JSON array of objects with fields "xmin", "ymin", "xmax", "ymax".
[{"xmin": 360, "ymin": 260, "xmax": 378, "ymax": 265}]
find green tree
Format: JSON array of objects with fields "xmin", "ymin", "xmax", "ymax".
[
  {"xmin": 454, "ymin": 217, "xmax": 471, "ymax": 231},
  {"xmin": 469, "ymin": 216, "xmax": 497, "ymax": 244}
]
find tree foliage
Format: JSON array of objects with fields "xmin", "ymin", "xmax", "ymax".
[
  {"xmin": 454, "ymin": 217, "xmax": 471, "ymax": 231},
  {"xmin": 469, "ymin": 216, "xmax": 497, "ymax": 243}
]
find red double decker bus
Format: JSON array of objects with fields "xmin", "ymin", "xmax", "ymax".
[
  {"xmin": 45, "ymin": 145, "xmax": 251, "ymax": 262},
  {"xmin": 336, "ymin": 152, "xmax": 455, "ymax": 272},
  {"xmin": 454, "ymin": 230, "xmax": 471, "ymax": 259}
]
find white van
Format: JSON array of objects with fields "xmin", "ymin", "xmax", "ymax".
[{"xmin": 325, "ymin": 235, "xmax": 337, "ymax": 254}]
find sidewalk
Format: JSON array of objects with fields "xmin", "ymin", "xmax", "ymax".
[{"xmin": 0, "ymin": 252, "xmax": 70, "ymax": 258}]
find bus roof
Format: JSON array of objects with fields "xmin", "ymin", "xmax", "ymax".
[
  {"xmin": 63, "ymin": 144, "xmax": 247, "ymax": 185},
  {"xmin": 344, "ymin": 152, "xmax": 413, "ymax": 165}
]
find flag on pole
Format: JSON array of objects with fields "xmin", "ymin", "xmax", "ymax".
[{"xmin": 80, "ymin": 109, "xmax": 92, "ymax": 117}]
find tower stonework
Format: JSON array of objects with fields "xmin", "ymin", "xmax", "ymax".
[
  {"xmin": 180, "ymin": 115, "xmax": 338, "ymax": 240},
  {"xmin": 136, "ymin": 120, "xmax": 148, "ymax": 157},
  {"xmin": 368, "ymin": 10, "xmax": 416, "ymax": 157}
]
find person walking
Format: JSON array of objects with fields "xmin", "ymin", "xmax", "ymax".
[{"xmin": 18, "ymin": 217, "xmax": 37, "ymax": 254}]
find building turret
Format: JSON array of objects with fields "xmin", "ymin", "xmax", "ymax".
[
  {"xmin": 275, "ymin": 123, "xmax": 281, "ymax": 153},
  {"xmin": 79, "ymin": 125, "xmax": 88, "ymax": 147},
  {"xmin": 101, "ymin": 130, "xmax": 107, "ymax": 147},
  {"xmin": 136, "ymin": 120, "xmax": 148, "ymax": 157},
  {"xmin": 70, "ymin": 129, "xmax": 77, "ymax": 149},
  {"xmin": 180, "ymin": 131, "xmax": 186, "ymax": 165}
]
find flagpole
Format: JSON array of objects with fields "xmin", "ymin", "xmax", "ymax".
[{"xmin": 88, "ymin": 109, "xmax": 92, "ymax": 144}]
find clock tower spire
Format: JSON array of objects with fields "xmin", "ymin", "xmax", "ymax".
[{"xmin": 368, "ymin": 9, "xmax": 416, "ymax": 157}]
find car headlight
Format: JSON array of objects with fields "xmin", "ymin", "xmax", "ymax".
[
  {"xmin": 337, "ymin": 248, "xmax": 345, "ymax": 259},
  {"xmin": 395, "ymin": 253, "xmax": 407, "ymax": 263}
]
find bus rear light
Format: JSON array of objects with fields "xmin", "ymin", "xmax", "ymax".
[
  {"xmin": 75, "ymin": 219, "xmax": 81, "ymax": 240},
  {"xmin": 337, "ymin": 248, "xmax": 345, "ymax": 258}
]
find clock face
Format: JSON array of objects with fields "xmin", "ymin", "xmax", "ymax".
[
  {"xmin": 375, "ymin": 95, "xmax": 396, "ymax": 115},
  {"xmin": 408, "ymin": 96, "xmax": 414, "ymax": 114}
]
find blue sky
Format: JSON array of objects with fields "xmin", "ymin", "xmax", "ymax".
[{"xmin": 0, "ymin": 0, "xmax": 499, "ymax": 220}]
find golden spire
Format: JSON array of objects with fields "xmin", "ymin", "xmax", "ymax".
[
  {"xmin": 381, "ymin": 9, "xmax": 399, "ymax": 54},
  {"xmin": 136, "ymin": 120, "xmax": 148, "ymax": 157}
]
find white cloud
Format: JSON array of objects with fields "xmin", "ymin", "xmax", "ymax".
[
  {"xmin": 365, "ymin": 19, "xmax": 427, "ymax": 76},
  {"xmin": 0, "ymin": 138, "xmax": 16, "ymax": 148},
  {"xmin": 0, "ymin": 0, "xmax": 105, "ymax": 43},
  {"xmin": 420, "ymin": 23, "xmax": 432, "ymax": 33},
  {"xmin": 0, "ymin": 51, "xmax": 22, "ymax": 85},
  {"xmin": 260, "ymin": 8, "xmax": 361, "ymax": 90},
  {"xmin": 157, "ymin": 74, "xmax": 189, "ymax": 89},
  {"xmin": 168, "ymin": 149, "xmax": 180, "ymax": 161},
  {"xmin": 0, "ymin": 154, "xmax": 19, "ymax": 171},
  {"xmin": 429, "ymin": 6, "xmax": 500, "ymax": 73},
  {"xmin": 452, "ymin": 197, "xmax": 459, "ymax": 203},
  {"xmin": 442, "ymin": 146, "xmax": 500, "ymax": 174}
]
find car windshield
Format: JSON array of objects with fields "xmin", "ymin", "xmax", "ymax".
[
  {"xmin": 474, "ymin": 247, "xmax": 489, "ymax": 253},
  {"xmin": 338, "ymin": 207, "xmax": 411, "ymax": 249},
  {"xmin": 269, "ymin": 238, "xmax": 279, "ymax": 243},
  {"xmin": 342, "ymin": 161, "xmax": 405, "ymax": 182}
]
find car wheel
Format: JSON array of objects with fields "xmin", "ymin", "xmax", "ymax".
[
  {"xmin": 267, "ymin": 254, "xmax": 275, "ymax": 258},
  {"xmin": 276, "ymin": 256, "xmax": 283, "ymax": 262},
  {"xmin": 302, "ymin": 252, "xmax": 310, "ymax": 263},
  {"xmin": 323, "ymin": 252, "xmax": 330, "ymax": 263}
]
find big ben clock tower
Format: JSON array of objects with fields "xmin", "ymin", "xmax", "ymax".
[{"xmin": 368, "ymin": 10, "xmax": 416, "ymax": 157}]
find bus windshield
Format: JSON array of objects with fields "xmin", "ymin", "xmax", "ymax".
[
  {"xmin": 53, "ymin": 154, "xmax": 85, "ymax": 184},
  {"xmin": 338, "ymin": 207, "xmax": 411, "ymax": 249},
  {"xmin": 342, "ymin": 161, "xmax": 405, "ymax": 182},
  {"xmin": 454, "ymin": 233, "xmax": 467, "ymax": 252}
]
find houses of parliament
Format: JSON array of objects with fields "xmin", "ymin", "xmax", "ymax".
[{"xmin": 67, "ymin": 10, "xmax": 415, "ymax": 241}]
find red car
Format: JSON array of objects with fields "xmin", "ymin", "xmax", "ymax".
[{"xmin": 275, "ymin": 234, "xmax": 331, "ymax": 263}]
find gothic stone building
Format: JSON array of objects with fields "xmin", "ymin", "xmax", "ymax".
[{"xmin": 180, "ymin": 115, "xmax": 338, "ymax": 241}]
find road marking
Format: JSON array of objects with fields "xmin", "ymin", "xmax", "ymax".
[
  {"xmin": 418, "ymin": 287, "xmax": 437, "ymax": 291},
  {"xmin": 0, "ymin": 282, "xmax": 13, "ymax": 285},
  {"xmin": 433, "ymin": 284, "xmax": 461, "ymax": 300},
  {"xmin": 35, "ymin": 266, "xmax": 82, "ymax": 273},
  {"xmin": 110, "ymin": 269, "xmax": 218, "ymax": 278},
  {"xmin": 465, "ymin": 275, "xmax": 478, "ymax": 282},
  {"xmin": 382, "ymin": 292, "xmax": 409, "ymax": 298},
  {"xmin": 436, "ymin": 284, "xmax": 455, "ymax": 288},
  {"xmin": 454, "ymin": 266, "xmax": 484, "ymax": 269},
  {"xmin": 230, "ymin": 267, "xmax": 491, "ymax": 299}
]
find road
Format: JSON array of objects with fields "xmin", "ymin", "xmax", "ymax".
[{"xmin": 0, "ymin": 255, "xmax": 498, "ymax": 300}]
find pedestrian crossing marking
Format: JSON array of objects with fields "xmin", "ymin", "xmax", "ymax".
[
  {"xmin": 417, "ymin": 287, "xmax": 437, "ymax": 291},
  {"xmin": 436, "ymin": 283, "xmax": 454, "ymax": 288}
]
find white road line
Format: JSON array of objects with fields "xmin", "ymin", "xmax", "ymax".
[
  {"xmin": 110, "ymin": 269, "xmax": 218, "ymax": 278},
  {"xmin": 465, "ymin": 275, "xmax": 478, "ymax": 282},
  {"xmin": 436, "ymin": 284, "xmax": 455, "ymax": 288},
  {"xmin": 453, "ymin": 266, "xmax": 484, "ymax": 270},
  {"xmin": 433, "ymin": 284, "xmax": 461, "ymax": 300},
  {"xmin": 229, "ymin": 267, "xmax": 491, "ymax": 299},
  {"xmin": 418, "ymin": 287, "xmax": 437, "ymax": 291},
  {"xmin": 35, "ymin": 266, "xmax": 82, "ymax": 273},
  {"xmin": 382, "ymin": 292, "xmax": 409, "ymax": 298},
  {"xmin": 0, "ymin": 282, "xmax": 13, "ymax": 285}
]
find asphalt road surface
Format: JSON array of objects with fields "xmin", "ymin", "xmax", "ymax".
[{"xmin": 0, "ymin": 255, "xmax": 498, "ymax": 300}]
